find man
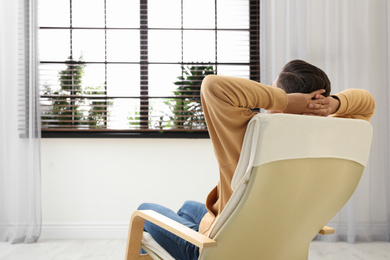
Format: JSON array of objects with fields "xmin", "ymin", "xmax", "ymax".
[{"xmin": 138, "ymin": 60, "xmax": 376, "ymax": 260}]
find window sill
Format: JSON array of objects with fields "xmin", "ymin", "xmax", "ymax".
[{"xmin": 41, "ymin": 130, "xmax": 210, "ymax": 139}]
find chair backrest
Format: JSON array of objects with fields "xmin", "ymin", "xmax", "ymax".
[{"xmin": 199, "ymin": 114, "xmax": 373, "ymax": 260}]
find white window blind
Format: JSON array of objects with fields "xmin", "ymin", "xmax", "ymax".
[
  {"xmin": 38, "ymin": 0, "xmax": 260, "ymax": 137},
  {"xmin": 19, "ymin": 0, "xmax": 40, "ymax": 139}
]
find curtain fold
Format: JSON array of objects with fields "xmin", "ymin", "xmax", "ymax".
[
  {"xmin": 0, "ymin": 0, "xmax": 41, "ymax": 244},
  {"xmin": 260, "ymin": 0, "xmax": 390, "ymax": 242}
]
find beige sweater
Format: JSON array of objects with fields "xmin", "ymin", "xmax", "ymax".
[{"xmin": 199, "ymin": 75, "xmax": 376, "ymax": 235}]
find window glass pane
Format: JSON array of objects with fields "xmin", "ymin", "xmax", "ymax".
[
  {"xmin": 38, "ymin": 0, "xmax": 70, "ymax": 27},
  {"xmin": 39, "ymin": 64, "xmax": 67, "ymax": 127},
  {"xmin": 108, "ymin": 98, "xmax": 140, "ymax": 129},
  {"xmin": 106, "ymin": 0, "xmax": 140, "ymax": 28},
  {"xmin": 183, "ymin": 0, "xmax": 215, "ymax": 28},
  {"xmin": 149, "ymin": 65, "xmax": 182, "ymax": 96},
  {"xmin": 83, "ymin": 64, "xmax": 106, "ymax": 89},
  {"xmin": 107, "ymin": 64, "xmax": 140, "ymax": 96},
  {"xmin": 217, "ymin": 0, "xmax": 249, "ymax": 29},
  {"xmin": 72, "ymin": 0, "xmax": 104, "ymax": 27},
  {"xmin": 39, "ymin": 64, "xmax": 68, "ymax": 93},
  {"xmin": 107, "ymin": 30, "xmax": 140, "ymax": 62},
  {"xmin": 72, "ymin": 30, "xmax": 105, "ymax": 61},
  {"xmin": 149, "ymin": 30, "xmax": 181, "ymax": 62},
  {"xmin": 218, "ymin": 65, "xmax": 250, "ymax": 78},
  {"xmin": 183, "ymin": 31, "xmax": 215, "ymax": 63},
  {"xmin": 149, "ymin": 0, "xmax": 181, "ymax": 28},
  {"xmin": 148, "ymin": 98, "xmax": 174, "ymax": 130},
  {"xmin": 39, "ymin": 30, "xmax": 70, "ymax": 61},
  {"xmin": 217, "ymin": 31, "xmax": 249, "ymax": 63}
]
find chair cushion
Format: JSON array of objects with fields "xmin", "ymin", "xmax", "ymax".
[
  {"xmin": 208, "ymin": 113, "xmax": 372, "ymax": 238},
  {"xmin": 142, "ymin": 232, "xmax": 175, "ymax": 260},
  {"xmin": 232, "ymin": 113, "xmax": 372, "ymax": 190}
]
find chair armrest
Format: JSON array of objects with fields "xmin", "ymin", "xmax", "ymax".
[
  {"xmin": 319, "ymin": 225, "xmax": 335, "ymax": 235},
  {"xmin": 125, "ymin": 210, "xmax": 217, "ymax": 260},
  {"xmin": 134, "ymin": 210, "xmax": 217, "ymax": 249}
]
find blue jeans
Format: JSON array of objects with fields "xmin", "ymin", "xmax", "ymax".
[{"xmin": 138, "ymin": 201, "xmax": 208, "ymax": 260}]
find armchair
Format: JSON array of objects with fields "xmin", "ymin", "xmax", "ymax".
[{"xmin": 125, "ymin": 114, "xmax": 373, "ymax": 260}]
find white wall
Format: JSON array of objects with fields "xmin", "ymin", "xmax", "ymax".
[{"xmin": 41, "ymin": 138, "xmax": 219, "ymax": 238}]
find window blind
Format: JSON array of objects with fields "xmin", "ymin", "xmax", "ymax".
[
  {"xmin": 38, "ymin": 0, "xmax": 260, "ymax": 136},
  {"xmin": 19, "ymin": 0, "xmax": 40, "ymax": 138}
]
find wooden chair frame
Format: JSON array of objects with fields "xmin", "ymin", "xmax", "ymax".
[{"xmin": 124, "ymin": 209, "xmax": 333, "ymax": 260}]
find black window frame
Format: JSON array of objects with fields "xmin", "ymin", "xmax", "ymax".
[{"xmin": 39, "ymin": 0, "xmax": 260, "ymax": 138}]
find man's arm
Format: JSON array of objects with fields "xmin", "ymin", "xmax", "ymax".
[
  {"xmin": 287, "ymin": 89, "xmax": 376, "ymax": 122},
  {"xmin": 329, "ymin": 89, "xmax": 376, "ymax": 121}
]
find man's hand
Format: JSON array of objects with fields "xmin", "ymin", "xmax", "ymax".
[
  {"xmin": 306, "ymin": 93, "xmax": 340, "ymax": 116},
  {"xmin": 283, "ymin": 89, "xmax": 338, "ymax": 116}
]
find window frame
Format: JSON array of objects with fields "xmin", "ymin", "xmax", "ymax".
[{"xmin": 39, "ymin": 0, "xmax": 260, "ymax": 138}]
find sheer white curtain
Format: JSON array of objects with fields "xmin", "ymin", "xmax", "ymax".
[
  {"xmin": 260, "ymin": 0, "xmax": 390, "ymax": 242},
  {"xmin": 0, "ymin": 0, "xmax": 41, "ymax": 243}
]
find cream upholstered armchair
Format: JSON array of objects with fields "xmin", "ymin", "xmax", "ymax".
[{"xmin": 125, "ymin": 113, "xmax": 373, "ymax": 260}]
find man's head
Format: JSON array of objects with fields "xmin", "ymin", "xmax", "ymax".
[{"xmin": 273, "ymin": 60, "xmax": 331, "ymax": 97}]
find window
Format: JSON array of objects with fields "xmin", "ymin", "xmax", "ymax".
[{"xmin": 38, "ymin": 0, "xmax": 260, "ymax": 137}]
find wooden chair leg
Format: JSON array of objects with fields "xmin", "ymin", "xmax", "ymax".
[{"xmin": 125, "ymin": 214, "xmax": 153, "ymax": 260}]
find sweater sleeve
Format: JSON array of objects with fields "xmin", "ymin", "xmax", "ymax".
[
  {"xmin": 200, "ymin": 75, "xmax": 288, "ymax": 167},
  {"xmin": 330, "ymin": 89, "xmax": 376, "ymax": 121},
  {"xmin": 201, "ymin": 75, "xmax": 288, "ymax": 112}
]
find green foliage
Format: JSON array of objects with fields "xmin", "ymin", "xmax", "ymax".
[
  {"xmin": 84, "ymin": 86, "xmax": 113, "ymax": 126},
  {"xmin": 58, "ymin": 60, "xmax": 84, "ymax": 93},
  {"xmin": 127, "ymin": 105, "xmax": 154, "ymax": 129},
  {"xmin": 166, "ymin": 65, "xmax": 215, "ymax": 129},
  {"xmin": 42, "ymin": 57, "xmax": 112, "ymax": 128}
]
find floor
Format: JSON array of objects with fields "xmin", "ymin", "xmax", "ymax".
[{"xmin": 0, "ymin": 239, "xmax": 389, "ymax": 260}]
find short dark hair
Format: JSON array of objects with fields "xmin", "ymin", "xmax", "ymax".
[{"xmin": 277, "ymin": 60, "xmax": 331, "ymax": 97}]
